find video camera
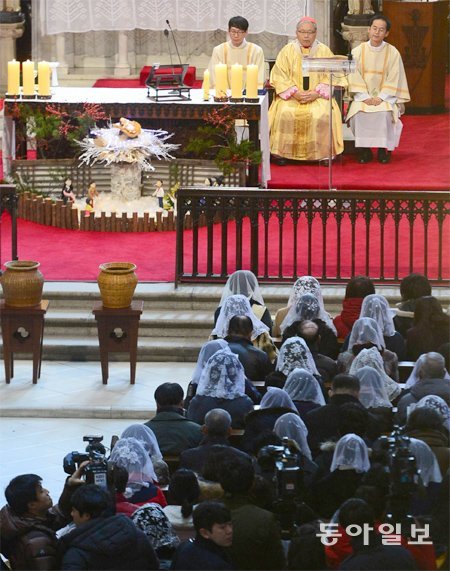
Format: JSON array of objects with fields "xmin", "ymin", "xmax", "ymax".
[
  {"xmin": 63, "ymin": 435, "xmax": 109, "ymax": 489},
  {"xmin": 258, "ymin": 437, "xmax": 304, "ymax": 539},
  {"xmin": 374, "ymin": 426, "xmax": 419, "ymax": 523}
]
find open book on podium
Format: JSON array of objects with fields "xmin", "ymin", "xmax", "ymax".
[{"xmin": 301, "ymin": 56, "xmax": 356, "ymax": 191}]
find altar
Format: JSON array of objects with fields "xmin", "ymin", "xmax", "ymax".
[{"xmin": 3, "ymin": 87, "xmax": 270, "ymax": 188}]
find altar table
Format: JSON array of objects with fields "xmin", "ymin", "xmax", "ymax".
[{"xmin": 3, "ymin": 87, "xmax": 271, "ymax": 188}]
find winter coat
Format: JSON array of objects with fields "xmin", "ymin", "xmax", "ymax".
[
  {"xmin": 225, "ymin": 335, "xmax": 274, "ymax": 382},
  {"xmin": 179, "ymin": 436, "xmax": 252, "ymax": 476},
  {"xmin": 222, "ymin": 493, "xmax": 285, "ymax": 571},
  {"xmin": 58, "ymin": 514, "xmax": 159, "ymax": 570},
  {"xmin": 339, "ymin": 531, "xmax": 417, "ymax": 570},
  {"xmin": 0, "ymin": 482, "xmax": 76, "ymax": 570},
  {"xmin": 171, "ymin": 536, "xmax": 235, "ymax": 570},
  {"xmin": 145, "ymin": 407, "xmax": 203, "ymax": 455},
  {"xmin": 186, "ymin": 395, "xmax": 254, "ymax": 429},
  {"xmin": 333, "ymin": 298, "xmax": 364, "ymax": 339},
  {"xmin": 240, "ymin": 406, "xmax": 296, "ymax": 453}
]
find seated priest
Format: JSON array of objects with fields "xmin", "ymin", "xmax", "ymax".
[
  {"xmin": 208, "ymin": 15, "xmax": 265, "ymax": 90},
  {"xmin": 268, "ymin": 17, "xmax": 346, "ymax": 165}
]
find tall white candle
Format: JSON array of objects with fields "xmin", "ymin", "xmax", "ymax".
[
  {"xmin": 215, "ymin": 63, "xmax": 228, "ymax": 99},
  {"xmin": 22, "ymin": 60, "xmax": 35, "ymax": 96},
  {"xmin": 38, "ymin": 61, "xmax": 51, "ymax": 96},
  {"xmin": 246, "ymin": 64, "xmax": 258, "ymax": 99},
  {"xmin": 7, "ymin": 59, "xmax": 20, "ymax": 95},
  {"xmin": 230, "ymin": 63, "xmax": 243, "ymax": 99}
]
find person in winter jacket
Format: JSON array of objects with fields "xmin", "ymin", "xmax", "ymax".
[
  {"xmin": 58, "ymin": 484, "xmax": 159, "ymax": 570},
  {"xmin": 0, "ymin": 463, "xmax": 86, "ymax": 570}
]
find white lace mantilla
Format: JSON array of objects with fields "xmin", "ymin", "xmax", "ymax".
[{"xmin": 40, "ymin": 0, "xmax": 313, "ymax": 35}]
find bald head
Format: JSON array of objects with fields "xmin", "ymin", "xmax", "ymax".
[
  {"xmin": 419, "ymin": 352, "xmax": 446, "ymax": 380},
  {"xmin": 204, "ymin": 409, "xmax": 232, "ymax": 438},
  {"xmin": 298, "ymin": 320, "xmax": 320, "ymax": 346}
]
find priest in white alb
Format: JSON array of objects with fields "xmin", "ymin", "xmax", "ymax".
[
  {"xmin": 346, "ymin": 14, "xmax": 410, "ymax": 164},
  {"xmin": 207, "ymin": 16, "xmax": 265, "ymax": 90}
]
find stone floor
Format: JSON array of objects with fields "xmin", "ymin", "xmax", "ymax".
[{"xmin": 0, "ymin": 359, "xmax": 194, "ymax": 503}]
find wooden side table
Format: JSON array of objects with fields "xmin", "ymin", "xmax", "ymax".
[
  {"xmin": 0, "ymin": 300, "xmax": 49, "ymax": 384},
  {"xmin": 92, "ymin": 300, "xmax": 144, "ymax": 384}
]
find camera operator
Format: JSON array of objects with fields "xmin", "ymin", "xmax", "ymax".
[{"xmin": 0, "ymin": 462, "xmax": 88, "ymax": 570}]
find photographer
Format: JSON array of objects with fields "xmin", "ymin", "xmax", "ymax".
[{"xmin": 0, "ymin": 462, "xmax": 87, "ymax": 570}]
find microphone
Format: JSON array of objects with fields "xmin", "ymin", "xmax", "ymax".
[
  {"xmin": 303, "ymin": 76, "xmax": 310, "ymax": 90},
  {"xmin": 166, "ymin": 19, "xmax": 183, "ymax": 69},
  {"xmin": 163, "ymin": 28, "xmax": 174, "ymax": 67}
]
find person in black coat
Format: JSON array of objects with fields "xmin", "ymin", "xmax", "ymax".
[
  {"xmin": 171, "ymin": 501, "xmax": 234, "ymax": 570},
  {"xmin": 406, "ymin": 296, "xmax": 450, "ymax": 361},
  {"xmin": 338, "ymin": 499, "xmax": 417, "ymax": 570},
  {"xmin": 58, "ymin": 485, "xmax": 159, "ymax": 570}
]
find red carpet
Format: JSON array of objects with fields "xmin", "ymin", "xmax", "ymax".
[{"xmin": 1, "ymin": 214, "xmax": 448, "ymax": 282}]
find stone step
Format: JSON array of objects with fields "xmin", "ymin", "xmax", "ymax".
[
  {"xmin": 42, "ymin": 308, "xmax": 215, "ymax": 338},
  {"xmin": 37, "ymin": 337, "xmax": 203, "ymax": 362}
]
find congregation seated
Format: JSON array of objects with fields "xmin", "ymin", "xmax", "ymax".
[
  {"xmin": 273, "ymin": 275, "xmax": 337, "ymax": 339},
  {"xmin": 406, "ymin": 296, "xmax": 450, "ymax": 361},
  {"xmin": 186, "ymin": 348, "xmax": 254, "ymax": 429},
  {"xmin": 276, "ymin": 335, "xmax": 322, "ymax": 379},
  {"xmin": 354, "ymin": 293, "xmax": 406, "ymax": 360},
  {"xmin": 337, "ymin": 317, "xmax": 400, "ymax": 393},
  {"xmin": 333, "ymin": 276, "xmax": 375, "ymax": 340},
  {"xmin": 212, "ymin": 294, "xmax": 278, "ymax": 362},
  {"xmin": 213, "ymin": 270, "xmax": 273, "ymax": 333},
  {"xmin": 145, "ymin": 382, "xmax": 202, "ymax": 455}
]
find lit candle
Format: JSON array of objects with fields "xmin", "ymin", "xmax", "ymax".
[
  {"xmin": 215, "ymin": 63, "xmax": 228, "ymax": 99},
  {"xmin": 7, "ymin": 59, "xmax": 20, "ymax": 95},
  {"xmin": 38, "ymin": 61, "xmax": 51, "ymax": 97},
  {"xmin": 22, "ymin": 59, "xmax": 35, "ymax": 96},
  {"xmin": 230, "ymin": 63, "xmax": 243, "ymax": 99},
  {"xmin": 203, "ymin": 69, "xmax": 210, "ymax": 101},
  {"xmin": 246, "ymin": 64, "xmax": 258, "ymax": 99}
]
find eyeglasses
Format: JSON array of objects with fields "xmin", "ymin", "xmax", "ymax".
[
  {"xmin": 229, "ymin": 28, "xmax": 246, "ymax": 36},
  {"xmin": 297, "ymin": 29, "xmax": 316, "ymax": 35},
  {"xmin": 370, "ymin": 26, "xmax": 387, "ymax": 33}
]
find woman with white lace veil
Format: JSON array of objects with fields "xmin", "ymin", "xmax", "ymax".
[
  {"xmin": 214, "ymin": 270, "xmax": 272, "ymax": 332},
  {"xmin": 349, "ymin": 347, "xmax": 401, "ymax": 401},
  {"xmin": 310, "ymin": 433, "xmax": 371, "ymax": 519},
  {"xmin": 280, "ymin": 293, "xmax": 339, "ymax": 359},
  {"xmin": 211, "ymin": 294, "xmax": 277, "ymax": 362},
  {"xmin": 109, "ymin": 436, "xmax": 168, "ymax": 509},
  {"xmin": 414, "ymin": 395, "xmax": 450, "ymax": 433},
  {"xmin": 283, "ymin": 367, "xmax": 325, "ymax": 419},
  {"xmin": 240, "ymin": 386, "xmax": 297, "ymax": 453},
  {"xmin": 276, "ymin": 336, "xmax": 320, "ymax": 378},
  {"xmin": 354, "ymin": 365, "xmax": 394, "ymax": 434},
  {"xmin": 120, "ymin": 424, "xmax": 169, "ymax": 486},
  {"xmin": 186, "ymin": 348, "xmax": 253, "ymax": 428},
  {"xmin": 359, "ymin": 294, "xmax": 406, "ymax": 359},
  {"xmin": 273, "ymin": 275, "xmax": 336, "ymax": 337},
  {"xmin": 337, "ymin": 317, "xmax": 399, "ymax": 383}
]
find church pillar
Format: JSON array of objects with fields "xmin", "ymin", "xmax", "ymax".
[
  {"xmin": 55, "ymin": 34, "xmax": 68, "ymax": 75},
  {"xmin": 114, "ymin": 31, "xmax": 131, "ymax": 77}
]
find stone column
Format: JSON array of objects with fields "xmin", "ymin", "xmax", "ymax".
[
  {"xmin": 114, "ymin": 31, "xmax": 131, "ymax": 77},
  {"xmin": 55, "ymin": 34, "xmax": 68, "ymax": 76},
  {"xmin": 341, "ymin": 23, "xmax": 369, "ymax": 51},
  {"xmin": 0, "ymin": 14, "xmax": 24, "ymax": 94}
]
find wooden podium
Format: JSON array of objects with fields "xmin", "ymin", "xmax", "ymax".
[{"xmin": 383, "ymin": 0, "xmax": 448, "ymax": 113}]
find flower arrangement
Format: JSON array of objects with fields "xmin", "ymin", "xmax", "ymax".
[
  {"xmin": 10, "ymin": 102, "xmax": 108, "ymax": 159},
  {"xmin": 185, "ymin": 105, "xmax": 262, "ymax": 175},
  {"xmin": 76, "ymin": 119, "xmax": 179, "ymax": 171}
]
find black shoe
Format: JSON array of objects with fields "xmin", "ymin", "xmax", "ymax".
[
  {"xmin": 357, "ymin": 148, "xmax": 373, "ymax": 164},
  {"xmin": 377, "ymin": 148, "xmax": 391, "ymax": 164}
]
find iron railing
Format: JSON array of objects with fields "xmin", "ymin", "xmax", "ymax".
[{"xmin": 175, "ymin": 187, "xmax": 450, "ymax": 285}]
